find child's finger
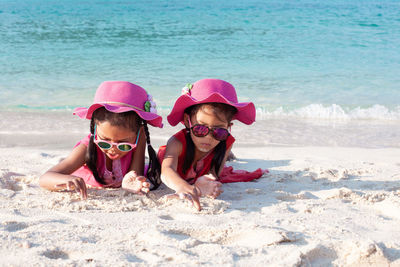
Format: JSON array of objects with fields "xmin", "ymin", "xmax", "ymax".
[
  {"xmin": 181, "ymin": 194, "xmax": 199, "ymax": 210},
  {"xmin": 215, "ymin": 187, "xmax": 224, "ymax": 196},
  {"xmin": 204, "ymin": 174, "xmax": 217, "ymax": 181},
  {"xmin": 71, "ymin": 180, "xmax": 81, "ymax": 197},
  {"xmin": 191, "ymin": 196, "xmax": 201, "ymax": 211},
  {"xmin": 75, "ymin": 179, "xmax": 87, "ymax": 200},
  {"xmin": 141, "ymin": 187, "xmax": 150, "ymax": 194},
  {"xmin": 212, "ymin": 189, "xmax": 222, "ymax": 198},
  {"xmin": 72, "ymin": 182, "xmax": 83, "ymax": 198},
  {"xmin": 192, "ymin": 187, "xmax": 202, "ymax": 211},
  {"xmin": 128, "ymin": 170, "xmax": 137, "ymax": 176},
  {"xmin": 166, "ymin": 192, "xmax": 201, "ymax": 211},
  {"xmin": 136, "ymin": 176, "xmax": 146, "ymax": 182},
  {"xmin": 54, "ymin": 183, "xmax": 66, "ymax": 189}
]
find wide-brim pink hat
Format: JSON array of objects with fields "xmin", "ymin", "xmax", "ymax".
[
  {"xmin": 167, "ymin": 79, "xmax": 255, "ymax": 126},
  {"xmin": 73, "ymin": 81, "xmax": 163, "ymax": 128}
]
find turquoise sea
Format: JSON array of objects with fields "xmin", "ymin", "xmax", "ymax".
[
  {"xmin": 0, "ymin": 0, "xmax": 400, "ymax": 149},
  {"xmin": 1, "ymin": 0, "xmax": 399, "ymax": 120}
]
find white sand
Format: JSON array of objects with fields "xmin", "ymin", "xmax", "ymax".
[{"xmin": 1, "ymin": 142, "xmax": 400, "ymax": 266}]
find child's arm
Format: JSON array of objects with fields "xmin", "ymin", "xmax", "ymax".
[
  {"xmin": 39, "ymin": 144, "xmax": 87, "ymax": 199},
  {"xmin": 129, "ymin": 126, "xmax": 146, "ymax": 176},
  {"xmin": 122, "ymin": 126, "xmax": 150, "ymax": 194},
  {"xmin": 161, "ymin": 137, "xmax": 201, "ymax": 211}
]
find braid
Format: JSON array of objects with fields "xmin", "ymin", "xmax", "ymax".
[
  {"xmin": 85, "ymin": 118, "xmax": 105, "ymax": 185},
  {"xmin": 143, "ymin": 121, "xmax": 161, "ymax": 190},
  {"xmin": 210, "ymin": 140, "xmax": 226, "ymax": 179},
  {"xmin": 182, "ymin": 129, "xmax": 195, "ymax": 175}
]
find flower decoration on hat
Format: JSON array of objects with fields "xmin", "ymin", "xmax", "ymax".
[
  {"xmin": 144, "ymin": 94, "xmax": 157, "ymax": 114},
  {"xmin": 181, "ymin": 83, "xmax": 193, "ymax": 95}
]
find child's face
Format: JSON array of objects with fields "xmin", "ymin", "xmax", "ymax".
[
  {"xmin": 186, "ymin": 105, "xmax": 230, "ymax": 154},
  {"xmin": 95, "ymin": 121, "xmax": 138, "ymax": 160}
]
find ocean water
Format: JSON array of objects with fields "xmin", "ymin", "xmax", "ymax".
[
  {"xmin": 1, "ymin": 0, "xmax": 399, "ymax": 118},
  {"xmin": 0, "ymin": 0, "xmax": 399, "ymax": 148}
]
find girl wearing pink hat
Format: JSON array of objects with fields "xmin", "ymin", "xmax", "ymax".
[
  {"xmin": 40, "ymin": 81, "xmax": 163, "ymax": 199},
  {"xmin": 159, "ymin": 79, "xmax": 265, "ymax": 211}
]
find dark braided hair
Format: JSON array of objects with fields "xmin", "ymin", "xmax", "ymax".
[
  {"xmin": 86, "ymin": 117, "xmax": 101, "ymax": 183},
  {"xmin": 142, "ymin": 121, "xmax": 161, "ymax": 189},
  {"xmin": 182, "ymin": 103, "xmax": 237, "ymax": 178},
  {"xmin": 85, "ymin": 107, "xmax": 161, "ymax": 189}
]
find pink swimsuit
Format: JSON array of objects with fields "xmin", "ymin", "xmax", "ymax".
[{"xmin": 71, "ymin": 134, "xmax": 133, "ymax": 188}]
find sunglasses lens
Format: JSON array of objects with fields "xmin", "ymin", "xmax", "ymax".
[
  {"xmin": 212, "ymin": 128, "xmax": 229, "ymax": 141},
  {"xmin": 97, "ymin": 141, "xmax": 112, "ymax": 149},
  {"xmin": 192, "ymin": 125, "xmax": 209, "ymax": 137},
  {"xmin": 117, "ymin": 144, "xmax": 133, "ymax": 152}
]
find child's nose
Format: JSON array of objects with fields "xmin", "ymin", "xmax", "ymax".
[
  {"xmin": 110, "ymin": 144, "xmax": 118, "ymax": 152},
  {"xmin": 205, "ymin": 133, "xmax": 215, "ymax": 141}
]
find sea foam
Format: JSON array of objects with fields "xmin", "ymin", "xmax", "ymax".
[{"xmin": 256, "ymin": 104, "xmax": 400, "ymax": 121}]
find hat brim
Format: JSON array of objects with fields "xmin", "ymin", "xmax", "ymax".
[
  {"xmin": 167, "ymin": 93, "xmax": 255, "ymax": 126},
  {"xmin": 73, "ymin": 103, "xmax": 163, "ymax": 128}
]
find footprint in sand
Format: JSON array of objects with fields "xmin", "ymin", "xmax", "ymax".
[
  {"xmin": 41, "ymin": 249, "xmax": 69, "ymax": 260},
  {"xmin": 162, "ymin": 229, "xmax": 193, "ymax": 242},
  {"xmin": 160, "ymin": 224, "xmax": 299, "ymax": 249},
  {"xmin": 223, "ymin": 228, "xmax": 298, "ymax": 248},
  {"xmin": 135, "ymin": 227, "xmax": 202, "ymax": 252},
  {"xmin": 2, "ymin": 221, "xmax": 29, "ymax": 232},
  {"xmin": 158, "ymin": 215, "xmax": 174, "ymax": 221}
]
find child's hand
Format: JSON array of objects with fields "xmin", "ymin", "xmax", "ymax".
[
  {"xmin": 167, "ymin": 184, "xmax": 202, "ymax": 211},
  {"xmin": 122, "ymin": 171, "xmax": 151, "ymax": 194},
  {"xmin": 54, "ymin": 177, "xmax": 87, "ymax": 200},
  {"xmin": 194, "ymin": 174, "xmax": 223, "ymax": 199}
]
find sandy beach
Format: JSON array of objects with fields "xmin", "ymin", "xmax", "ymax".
[
  {"xmin": 2, "ymin": 0, "xmax": 400, "ymax": 265},
  {"xmin": 1, "ymin": 111, "xmax": 399, "ymax": 266}
]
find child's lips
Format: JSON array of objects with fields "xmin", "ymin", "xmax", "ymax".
[
  {"xmin": 200, "ymin": 143, "xmax": 211, "ymax": 148},
  {"xmin": 107, "ymin": 153, "xmax": 119, "ymax": 160}
]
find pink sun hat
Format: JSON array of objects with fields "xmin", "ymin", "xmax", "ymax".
[
  {"xmin": 73, "ymin": 81, "xmax": 163, "ymax": 128},
  {"xmin": 167, "ymin": 78, "xmax": 256, "ymax": 126}
]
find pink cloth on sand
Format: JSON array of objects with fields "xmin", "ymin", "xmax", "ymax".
[
  {"xmin": 182, "ymin": 153, "xmax": 268, "ymax": 184},
  {"xmin": 219, "ymin": 166, "xmax": 268, "ymax": 183},
  {"xmin": 71, "ymin": 134, "xmax": 133, "ymax": 188}
]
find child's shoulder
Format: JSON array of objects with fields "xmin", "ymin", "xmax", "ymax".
[
  {"xmin": 73, "ymin": 134, "xmax": 92, "ymax": 148},
  {"xmin": 167, "ymin": 132, "xmax": 184, "ymax": 147},
  {"xmin": 172, "ymin": 129, "xmax": 187, "ymax": 141},
  {"xmin": 166, "ymin": 129, "xmax": 188, "ymax": 151},
  {"xmin": 160, "ymin": 134, "xmax": 183, "ymax": 160}
]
